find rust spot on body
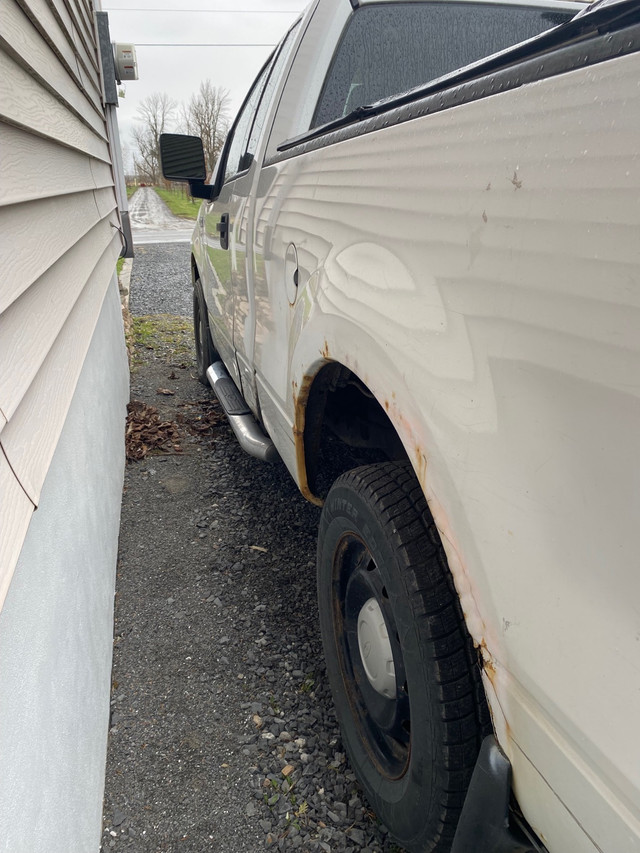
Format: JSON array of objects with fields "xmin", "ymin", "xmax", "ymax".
[
  {"xmin": 414, "ymin": 447, "xmax": 427, "ymax": 486},
  {"xmin": 293, "ymin": 373, "xmax": 323, "ymax": 507},
  {"xmin": 320, "ymin": 340, "xmax": 330, "ymax": 359},
  {"xmin": 478, "ymin": 638, "xmax": 497, "ymax": 684}
]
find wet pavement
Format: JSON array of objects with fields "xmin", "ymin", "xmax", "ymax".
[{"xmin": 129, "ymin": 187, "xmax": 194, "ymax": 245}]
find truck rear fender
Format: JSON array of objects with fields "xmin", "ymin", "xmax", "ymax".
[{"xmin": 290, "ymin": 333, "xmax": 504, "ymax": 725}]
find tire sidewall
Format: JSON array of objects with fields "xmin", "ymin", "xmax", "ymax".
[
  {"xmin": 193, "ymin": 279, "xmax": 214, "ymax": 383},
  {"xmin": 317, "ymin": 479, "xmax": 449, "ymax": 850}
]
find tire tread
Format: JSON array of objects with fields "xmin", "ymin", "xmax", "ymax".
[{"xmin": 320, "ymin": 461, "xmax": 490, "ymax": 853}]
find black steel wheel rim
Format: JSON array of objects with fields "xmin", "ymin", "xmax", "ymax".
[{"xmin": 333, "ymin": 534, "xmax": 411, "ymax": 779}]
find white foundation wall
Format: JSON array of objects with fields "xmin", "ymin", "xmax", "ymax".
[{"xmin": 0, "ymin": 278, "xmax": 128, "ymax": 853}]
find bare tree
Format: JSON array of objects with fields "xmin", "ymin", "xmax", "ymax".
[
  {"xmin": 132, "ymin": 92, "xmax": 177, "ymax": 184},
  {"xmin": 180, "ymin": 81, "xmax": 230, "ymax": 178}
]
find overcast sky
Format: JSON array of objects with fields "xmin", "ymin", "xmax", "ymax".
[{"xmin": 103, "ymin": 1, "xmax": 306, "ymax": 172}]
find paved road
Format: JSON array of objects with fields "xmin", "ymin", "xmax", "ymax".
[{"xmin": 129, "ymin": 187, "xmax": 194, "ymax": 245}]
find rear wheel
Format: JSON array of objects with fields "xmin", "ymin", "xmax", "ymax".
[
  {"xmin": 317, "ymin": 462, "xmax": 489, "ymax": 852},
  {"xmin": 193, "ymin": 278, "xmax": 218, "ymax": 385}
]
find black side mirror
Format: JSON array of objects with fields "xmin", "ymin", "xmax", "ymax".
[{"xmin": 159, "ymin": 133, "xmax": 216, "ymax": 200}]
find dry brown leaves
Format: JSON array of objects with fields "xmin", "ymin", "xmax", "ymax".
[
  {"xmin": 126, "ymin": 400, "xmax": 182, "ymax": 461},
  {"xmin": 176, "ymin": 401, "xmax": 223, "ymax": 439}
]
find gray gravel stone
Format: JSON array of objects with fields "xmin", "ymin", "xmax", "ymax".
[
  {"xmin": 129, "ymin": 243, "xmax": 193, "ymax": 316},
  {"xmin": 102, "ymin": 241, "xmax": 403, "ymax": 851}
]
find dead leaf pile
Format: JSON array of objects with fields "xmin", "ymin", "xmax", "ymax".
[
  {"xmin": 177, "ymin": 401, "xmax": 223, "ymax": 439},
  {"xmin": 126, "ymin": 400, "xmax": 182, "ymax": 461}
]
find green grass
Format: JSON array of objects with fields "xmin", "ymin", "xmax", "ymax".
[
  {"xmin": 116, "ymin": 257, "xmax": 125, "ymax": 275},
  {"xmin": 126, "ymin": 185, "xmax": 137, "ymax": 199},
  {"xmin": 131, "ymin": 315, "xmax": 192, "ymax": 349},
  {"xmin": 128, "ymin": 314, "xmax": 193, "ymax": 371},
  {"xmin": 299, "ymin": 673, "xmax": 315, "ymax": 694},
  {"xmin": 154, "ymin": 185, "xmax": 201, "ymax": 220},
  {"xmin": 131, "ymin": 317, "xmax": 155, "ymax": 348}
]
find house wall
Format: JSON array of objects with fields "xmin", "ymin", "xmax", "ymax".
[
  {"xmin": 0, "ymin": 281, "xmax": 127, "ymax": 853},
  {"xmin": 0, "ymin": 0, "xmax": 129, "ymax": 849},
  {"xmin": 0, "ymin": 0, "xmax": 124, "ymax": 602}
]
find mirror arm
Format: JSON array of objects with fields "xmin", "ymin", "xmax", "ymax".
[{"xmin": 188, "ymin": 179, "xmax": 216, "ymax": 201}]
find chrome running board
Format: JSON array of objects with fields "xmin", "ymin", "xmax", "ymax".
[{"xmin": 206, "ymin": 362, "xmax": 278, "ymax": 463}]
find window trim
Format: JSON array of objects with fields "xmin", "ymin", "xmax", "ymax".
[{"xmin": 217, "ymin": 54, "xmax": 274, "ymax": 188}]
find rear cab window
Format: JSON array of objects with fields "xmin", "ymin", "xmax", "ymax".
[{"xmin": 313, "ymin": 2, "xmax": 575, "ymax": 128}]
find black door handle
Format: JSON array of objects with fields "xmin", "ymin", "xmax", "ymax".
[{"xmin": 216, "ymin": 213, "xmax": 229, "ymax": 250}]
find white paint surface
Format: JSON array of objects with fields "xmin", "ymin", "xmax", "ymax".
[{"xmin": 0, "ymin": 278, "xmax": 128, "ymax": 853}]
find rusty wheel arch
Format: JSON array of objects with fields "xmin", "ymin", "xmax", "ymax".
[{"xmin": 295, "ymin": 362, "xmax": 408, "ymax": 504}]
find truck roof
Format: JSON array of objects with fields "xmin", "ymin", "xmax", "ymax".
[{"xmin": 356, "ymin": 0, "xmax": 586, "ymax": 7}]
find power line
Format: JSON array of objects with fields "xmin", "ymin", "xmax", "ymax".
[
  {"xmin": 103, "ymin": 7, "xmax": 301, "ymax": 11},
  {"xmin": 133, "ymin": 42, "xmax": 277, "ymax": 46}
]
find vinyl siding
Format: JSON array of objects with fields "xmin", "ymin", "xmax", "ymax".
[{"xmin": 0, "ymin": 0, "xmax": 122, "ymax": 608}]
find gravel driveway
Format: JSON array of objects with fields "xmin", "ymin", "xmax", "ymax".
[
  {"xmin": 129, "ymin": 242, "xmax": 193, "ymax": 316},
  {"xmin": 101, "ymin": 243, "xmax": 400, "ymax": 853}
]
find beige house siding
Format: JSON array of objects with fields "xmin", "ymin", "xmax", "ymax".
[{"xmin": 0, "ymin": 0, "xmax": 122, "ymax": 607}]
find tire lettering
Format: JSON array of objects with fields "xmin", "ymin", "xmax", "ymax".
[{"xmin": 334, "ymin": 497, "xmax": 358, "ymax": 520}]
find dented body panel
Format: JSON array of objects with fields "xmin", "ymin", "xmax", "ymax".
[{"xmin": 190, "ymin": 1, "xmax": 640, "ymax": 849}]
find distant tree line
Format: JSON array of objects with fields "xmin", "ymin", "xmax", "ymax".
[{"xmin": 132, "ymin": 81, "xmax": 230, "ymax": 185}]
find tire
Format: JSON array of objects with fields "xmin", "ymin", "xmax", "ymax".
[
  {"xmin": 317, "ymin": 462, "xmax": 489, "ymax": 853},
  {"xmin": 193, "ymin": 278, "xmax": 218, "ymax": 385}
]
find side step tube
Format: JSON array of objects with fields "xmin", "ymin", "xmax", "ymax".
[{"xmin": 206, "ymin": 362, "xmax": 278, "ymax": 463}]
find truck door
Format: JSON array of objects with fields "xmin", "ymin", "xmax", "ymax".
[
  {"xmin": 200, "ymin": 62, "xmax": 272, "ymax": 388},
  {"xmin": 230, "ymin": 22, "xmax": 301, "ymax": 413}
]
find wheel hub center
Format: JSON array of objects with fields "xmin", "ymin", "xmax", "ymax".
[{"xmin": 357, "ymin": 598, "xmax": 396, "ymax": 699}]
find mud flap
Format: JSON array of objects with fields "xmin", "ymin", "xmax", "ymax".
[{"xmin": 451, "ymin": 736, "xmax": 545, "ymax": 853}]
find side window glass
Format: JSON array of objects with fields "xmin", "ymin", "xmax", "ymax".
[
  {"xmin": 313, "ymin": 3, "xmax": 574, "ymax": 128},
  {"xmin": 246, "ymin": 22, "xmax": 300, "ymax": 164},
  {"xmin": 223, "ymin": 64, "xmax": 270, "ymax": 183}
]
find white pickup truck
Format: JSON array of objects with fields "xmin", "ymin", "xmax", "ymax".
[{"xmin": 160, "ymin": 1, "xmax": 640, "ymax": 850}]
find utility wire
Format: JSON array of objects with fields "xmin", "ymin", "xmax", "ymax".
[
  {"xmin": 103, "ymin": 7, "xmax": 301, "ymax": 11},
  {"xmin": 133, "ymin": 42, "xmax": 276, "ymax": 46}
]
